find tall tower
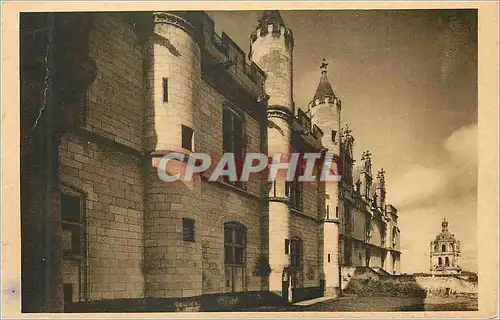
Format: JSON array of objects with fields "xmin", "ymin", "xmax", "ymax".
[
  {"xmin": 143, "ymin": 12, "xmax": 203, "ymax": 298},
  {"xmin": 250, "ymin": 10, "xmax": 294, "ymax": 296},
  {"xmin": 309, "ymin": 60, "xmax": 341, "ymax": 297}
]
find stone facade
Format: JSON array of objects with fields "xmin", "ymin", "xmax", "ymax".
[{"xmin": 20, "ymin": 10, "xmax": 402, "ymax": 312}]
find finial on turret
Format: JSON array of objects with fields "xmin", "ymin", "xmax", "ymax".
[
  {"xmin": 320, "ymin": 59, "xmax": 328, "ymax": 74},
  {"xmin": 344, "ymin": 123, "xmax": 351, "ymax": 137},
  {"xmin": 361, "ymin": 150, "xmax": 372, "ymax": 174},
  {"xmin": 377, "ymin": 168, "xmax": 386, "ymax": 182},
  {"xmin": 442, "ymin": 217, "xmax": 449, "ymax": 232}
]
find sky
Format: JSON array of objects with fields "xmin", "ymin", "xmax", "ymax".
[{"xmin": 207, "ymin": 9, "xmax": 478, "ymax": 273}]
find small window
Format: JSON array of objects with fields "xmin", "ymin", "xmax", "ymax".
[
  {"xmin": 442, "ymin": 244, "xmax": 446, "ymax": 252},
  {"xmin": 63, "ymin": 284, "xmax": 73, "ymax": 308},
  {"xmin": 285, "ymin": 239, "xmax": 290, "ymax": 254},
  {"xmin": 290, "ymin": 238, "xmax": 302, "ymax": 267},
  {"xmin": 182, "ymin": 125, "xmax": 194, "ymax": 151},
  {"xmin": 61, "ymin": 195, "xmax": 81, "ymax": 223},
  {"xmin": 162, "ymin": 78, "xmax": 168, "ymax": 102},
  {"xmin": 183, "ymin": 218, "xmax": 195, "ymax": 242},
  {"xmin": 335, "ymin": 206, "xmax": 339, "ymax": 218},
  {"xmin": 331, "ymin": 130, "xmax": 337, "ymax": 143},
  {"xmin": 328, "ymin": 253, "xmax": 331, "ymax": 263},
  {"xmin": 326, "ymin": 205, "xmax": 330, "ymax": 219},
  {"xmin": 61, "ymin": 194, "xmax": 83, "ymax": 256}
]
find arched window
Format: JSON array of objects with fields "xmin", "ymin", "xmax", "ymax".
[
  {"xmin": 224, "ymin": 222, "xmax": 246, "ymax": 292},
  {"xmin": 445, "ymin": 257, "xmax": 450, "ymax": 267},
  {"xmin": 438, "ymin": 257, "xmax": 443, "ymax": 266},
  {"xmin": 442, "ymin": 244, "xmax": 446, "ymax": 252}
]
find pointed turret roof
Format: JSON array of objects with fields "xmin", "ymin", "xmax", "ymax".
[
  {"xmin": 257, "ymin": 10, "xmax": 285, "ymax": 28},
  {"xmin": 313, "ymin": 59, "xmax": 336, "ymax": 101}
]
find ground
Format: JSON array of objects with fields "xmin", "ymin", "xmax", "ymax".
[{"xmin": 236, "ymin": 295, "xmax": 478, "ymax": 312}]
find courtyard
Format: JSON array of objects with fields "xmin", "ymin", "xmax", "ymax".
[{"xmin": 237, "ymin": 295, "xmax": 478, "ymax": 312}]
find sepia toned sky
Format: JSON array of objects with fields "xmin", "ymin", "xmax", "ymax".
[{"xmin": 207, "ymin": 9, "xmax": 478, "ymax": 273}]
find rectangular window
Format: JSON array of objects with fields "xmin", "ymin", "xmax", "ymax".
[
  {"xmin": 61, "ymin": 195, "xmax": 81, "ymax": 223},
  {"xmin": 162, "ymin": 78, "xmax": 168, "ymax": 102},
  {"xmin": 335, "ymin": 206, "xmax": 339, "ymax": 218},
  {"xmin": 285, "ymin": 239, "xmax": 290, "ymax": 254},
  {"xmin": 286, "ymin": 179, "xmax": 303, "ymax": 211},
  {"xmin": 222, "ymin": 106, "xmax": 245, "ymax": 188},
  {"xmin": 61, "ymin": 194, "xmax": 83, "ymax": 256},
  {"xmin": 332, "ymin": 130, "xmax": 337, "ymax": 143},
  {"xmin": 60, "ymin": 191, "xmax": 87, "ymax": 306},
  {"xmin": 63, "ymin": 284, "xmax": 73, "ymax": 306},
  {"xmin": 224, "ymin": 223, "xmax": 246, "ymax": 293},
  {"xmin": 181, "ymin": 125, "xmax": 194, "ymax": 151},
  {"xmin": 328, "ymin": 253, "xmax": 331, "ymax": 263},
  {"xmin": 183, "ymin": 218, "xmax": 195, "ymax": 242},
  {"xmin": 290, "ymin": 238, "xmax": 302, "ymax": 268}
]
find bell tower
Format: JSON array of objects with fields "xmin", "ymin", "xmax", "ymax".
[{"xmin": 429, "ymin": 218, "xmax": 462, "ymax": 275}]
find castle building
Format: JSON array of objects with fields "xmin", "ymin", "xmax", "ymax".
[
  {"xmin": 20, "ymin": 10, "xmax": 401, "ymax": 312},
  {"xmin": 430, "ymin": 218, "xmax": 462, "ymax": 275}
]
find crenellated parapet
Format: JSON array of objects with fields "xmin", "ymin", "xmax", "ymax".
[
  {"xmin": 194, "ymin": 12, "xmax": 266, "ymax": 98},
  {"xmin": 250, "ymin": 24, "xmax": 294, "ymax": 52},
  {"xmin": 294, "ymin": 108, "xmax": 323, "ymax": 142}
]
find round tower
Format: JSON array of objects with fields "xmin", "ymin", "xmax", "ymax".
[
  {"xmin": 309, "ymin": 60, "xmax": 341, "ymax": 297},
  {"xmin": 250, "ymin": 10, "xmax": 294, "ymax": 113},
  {"xmin": 144, "ymin": 11, "xmax": 201, "ymax": 154},
  {"xmin": 250, "ymin": 10, "xmax": 294, "ymax": 297},
  {"xmin": 143, "ymin": 12, "xmax": 203, "ymax": 300}
]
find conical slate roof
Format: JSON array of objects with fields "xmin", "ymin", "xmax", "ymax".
[{"xmin": 313, "ymin": 60, "xmax": 336, "ymax": 101}]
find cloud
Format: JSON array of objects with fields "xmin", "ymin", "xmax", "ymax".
[
  {"xmin": 388, "ymin": 165, "xmax": 447, "ymax": 209},
  {"xmin": 389, "ymin": 123, "xmax": 477, "ymax": 209},
  {"xmin": 389, "ymin": 123, "xmax": 478, "ymax": 273}
]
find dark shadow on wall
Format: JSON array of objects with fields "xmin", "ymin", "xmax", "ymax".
[{"xmin": 66, "ymin": 291, "xmax": 288, "ymax": 312}]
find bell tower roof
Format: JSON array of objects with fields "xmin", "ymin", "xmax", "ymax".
[{"xmin": 312, "ymin": 59, "xmax": 337, "ymax": 101}]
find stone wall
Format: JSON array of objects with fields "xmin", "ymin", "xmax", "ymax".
[
  {"xmin": 84, "ymin": 14, "xmax": 144, "ymax": 151},
  {"xmin": 59, "ymin": 134, "xmax": 145, "ymax": 301},
  {"xmin": 200, "ymin": 182, "xmax": 264, "ymax": 294},
  {"xmin": 59, "ymin": 13, "xmax": 146, "ymax": 302},
  {"xmin": 415, "ymin": 276, "xmax": 478, "ymax": 295}
]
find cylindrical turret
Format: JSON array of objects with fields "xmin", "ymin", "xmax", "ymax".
[
  {"xmin": 144, "ymin": 12, "xmax": 201, "ymax": 154},
  {"xmin": 250, "ymin": 10, "xmax": 294, "ymax": 297},
  {"xmin": 143, "ymin": 12, "xmax": 203, "ymax": 300},
  {"xmin": 250, "ymin": 10, "xmax": 294, "ymax": 113},
  {"xmin": 309, "ymin": 60, "xmax": 341, "ymax": 297}
]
